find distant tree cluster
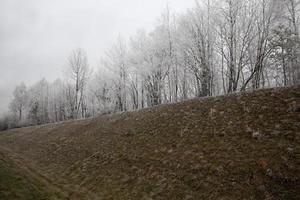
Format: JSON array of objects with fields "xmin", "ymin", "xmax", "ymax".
[
  {"xmin": 1, "ymin": 0, "xmax": 299, "ymax": 130},
  {"xmin": 0, "ymin": 49, "xmax": 91, "ymax": 130}
]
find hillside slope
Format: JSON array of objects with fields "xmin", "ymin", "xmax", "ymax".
[
  {"xmin": 0, "ymin": 153, "xmax": 61, "ymax": 200},
  {"xmin": 0, "ymin": 86, "xmax": 299, "ymax": 200}
]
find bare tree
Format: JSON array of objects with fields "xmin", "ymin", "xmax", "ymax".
[
  {"xmin": 9, "ymin": 83, "xmax": 28, "ymax": 123},
  {"xmin": 27, "ymin": 79, "xmax": 50, "ymax": 125},
  {"xmin": 217, "ymin": 0, "xmax": 256, "ymax": 92},
  {"xmin": 103, "ymin": 37, "xmax": 128, "ymax": 111},
  {"xmin": 178, "ymin": 1, "xmax": 215, "ymax": 97},
  {"xmin": 285, "ymin": 0, "xmax": 300, "ymax": 35},
  {"xmin": 284, "ymin": 0, "xmax": 300, "ymax": 85},
  {"xmin": 241, "ymin": 0, "xmax": 277, "ymax": 90},
  {"xmin": 67, "ymin": 48, "xmax": 90, "ymax": 119}
]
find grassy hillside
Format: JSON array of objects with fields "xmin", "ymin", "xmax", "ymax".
[
  {"xmin": 0, "ymin": 86, "xmax": 299, "ymax": 199},
  {"xmin": 0, "ymin": 153, "xmax": 57, "ymax": 200}
]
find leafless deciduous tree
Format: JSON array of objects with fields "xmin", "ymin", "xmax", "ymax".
[
  {"xmin": 9, "ymin": 83, "xmax": 27, "ymax": 123},
  {"xmin": 67, "ymin": 48, "xmax": 90, "ymax": 119}
]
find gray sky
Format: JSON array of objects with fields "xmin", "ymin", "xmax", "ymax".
[{"xmin": 0, "ymin": 0, "xmax": 195, "ymax": 115}]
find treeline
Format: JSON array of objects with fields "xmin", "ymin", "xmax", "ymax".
[{"xmin": 1, "ymin": 0, "xmax": 299, "ymax": 130}]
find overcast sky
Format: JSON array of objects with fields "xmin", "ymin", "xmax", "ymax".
[{"xmin": 0, "ymin": 0, "xmax": 195, "ymax": 115}]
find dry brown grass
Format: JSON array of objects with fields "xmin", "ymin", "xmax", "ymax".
[{"xmin": 0, "ymin": 86, "xmax": 299, "ymax": 199}]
